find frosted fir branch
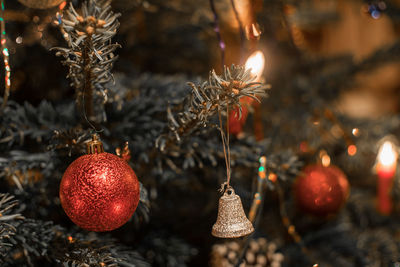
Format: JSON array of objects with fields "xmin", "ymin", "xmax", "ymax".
[
  {"xmin": 0, "ymin": 100, "xmax": 78, "ymax": 148},
  {"xmin": 0, "ymin": 151, "xmax": 54, "ymax": 190},
  {"xmin": 0, "ymin": 199, "xmax": 57, "ymax": 266},
  {"xmin": 6, "ymin": 220, "xmax": 57, "ymax": 265},
  {"xmin": 52, "ymin": 0, "xmax": 121, "ymax": 123},
  {"xmin": 156, "ymin": 65, "xmax": 269, "ymax": 151},
  {"xmin": 0, "ymin": 194, "xmax": 24, "ymax": 259},
  {"xmin": 0, "ymin": 194, "xmax": 24, "ymax": 222},
  {"xmin": 48, "ymin": 127, "xmax": 92, "ymax": 156},
  {"xmin": 55, "ymin": 246, "xmax": 117, "ymax": 267},
  {"xmin": 3, "ymin": 218, "xmax": 150, "ymax": 266},
  {"xmin": 137, "ymin": 231, "xmax": 197, "ymax": 266},
  {"xmin": 51, "ymin": 233, "xmax": 150, "ymax": 267}
]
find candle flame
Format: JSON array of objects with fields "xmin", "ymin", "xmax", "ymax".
[
  {"xmin": 378, "ymin": 141, "xmax": 398, "ymax": 167},
  {"xmin": 245, "ymin": 50, "xmax": 265, "ymax": 81}
]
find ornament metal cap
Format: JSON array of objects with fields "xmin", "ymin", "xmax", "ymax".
[
  {"xmin": 86, "ymin": 134, "xmax": 104, "ymax": 154},
  {"xmin": 212, "ymin": 187, "xmax": 254, "ymax": 238}
]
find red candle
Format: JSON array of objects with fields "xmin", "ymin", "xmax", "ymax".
[
  {"xmin": 229, "ymin": 51, "xmax": 265, "ymax": 136},
  {"xmin": 376, "ymin": 141, "xmax": 398, "ymax": 215}
]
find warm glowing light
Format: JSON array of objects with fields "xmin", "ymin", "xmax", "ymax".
[
  {"xmin": 378, "ymin": 141, "xmax": 398, "ymax": 167},
  {"xmin": 268, "ymin": 173, "xmax": 277, "ymax": 182},
  {"xmin": 246, "ymin": 23, "xmax": 262, "ymax": 40},
  {"xmin": 377, "ymin": 140, "xmax": 398, "ymax": 214},
  {"xmin": 258, "ymin": 156, "xmax": 267, "ymax": 179},
  {"xmin": 319, "ymin": 149, "xmax": 331, "ymax": 166},
  {"xmin": 352, "ymin": 128, "xmax": 360, "ymax": 137},
  {"xmin": 59, "ymin": 1, "xmax": 67, "ymax": 10},
  {"xmin": 347, "ymin": 145, "xmax": 357, "ymax": 156},
  {"xmin": 245, "ymin": 50, "xmax": 265, "ymax": 82},
  {"xmin": 321, "ymin": 155, "xmax": 331, "ymax": 167},
  {"xmin": 251, "ymin": 23, "xmax": 261, "ymax": 38}
]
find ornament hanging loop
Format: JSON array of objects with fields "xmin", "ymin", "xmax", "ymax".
[
  {"xmin": 224, "ymin": 187, "xmax": 234, "ymax": 196},
  {"xmin": 86, "ymin": 134, "xmax": 104, "ymax": 154},
  {"xmin": 218, "ymin": 181, "xmax": 233, "ymax": 194}
]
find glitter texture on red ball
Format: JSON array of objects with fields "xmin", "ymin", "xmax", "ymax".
[
  {"xmin": 295, "ymin": 165, "xmax": 349, "ymax": 217},
  {"xmin": 325, "ymin": 165, "xmax": 350, "ymax": 200},
  {"xmin": 60, "ymin": 152, "xmax": 140, "ymax": 232}
]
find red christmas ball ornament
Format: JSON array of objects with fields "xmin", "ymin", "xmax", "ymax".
[
  {"xmin": 295, "ymin": 164, "xmax": 349, "ymax": 217},
  {"xmin": 325, "ymin": 165, "xmax": 350, "ymax": 200},
  {"xmin": 60, "ymin": 135, "xmax": 140, "ymax": 232}
]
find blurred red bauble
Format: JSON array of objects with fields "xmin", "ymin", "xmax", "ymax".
[
  {"xmin": 60, "ymin": 135, "xmax": 140, "ymax": 232},
  {"xmin": 295, "ymin": 164, "xmax": 349, "ymax": 217},
  {"xmin": 325, "ymin": 165, "xmax": 350, "ymax": 200}
]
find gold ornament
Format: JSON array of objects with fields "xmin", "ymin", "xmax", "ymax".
[
  {"xmin": 86, "ymin": 134, "xmax": 104, "ymax": 154},
  {"xmin": 212, "ymin": 187, "xmax": 254, "ymax": 238},
  {"xmin": 18, "ymin": 0, "xmax": 65, "ymax": 9}
]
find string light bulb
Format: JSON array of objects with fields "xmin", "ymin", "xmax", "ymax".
[{"xmin": 347, "ymin": 145, "xmax": 357, "ymax": 156}]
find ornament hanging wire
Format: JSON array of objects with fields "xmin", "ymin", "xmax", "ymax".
[
  {"xmin": 82, "ymin": 83, "xmax": 104, "ymax": 134},
  {"xmin": 217, "ymin": 103, "xmax": 232, "ymax": 190},
  {"xmin": 55, "ymin": 1, "xmax": 104, "ymax": 134}
]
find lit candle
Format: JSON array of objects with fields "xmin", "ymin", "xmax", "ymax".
[
  {"xmin": 376, "ymin": 141, "xmax": 398, "ymax": 215},
  {"xmin": 245, "ymin": 50, "xmax": 265, "ymax": 82},
  {"xmin": 229, "ymin": 50, "xmax": 265, "ymax": 136}
]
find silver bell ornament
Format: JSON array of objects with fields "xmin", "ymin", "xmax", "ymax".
[{"xmin": 212, "ymin": 187, "xmax": 254, "ymax": 238}]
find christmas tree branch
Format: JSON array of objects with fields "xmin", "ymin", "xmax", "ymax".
[
  {"xmin": 156, "ymin": 65, "xmax": 269, "ymax": 152},
  {"xmin": 0, "ymin": 194, "xmax": 24, "ymax": 260},
  {"xmin": 0, "ymin": 193, "xmax": 149, "ymax": 266},
  {"xmin": 52, "ymin": 0, "xmax": 121, "ymax": 123}
]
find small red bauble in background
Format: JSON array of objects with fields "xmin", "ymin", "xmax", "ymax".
[
  {"xmin": 294, "ymin": 164, "xmax": 349, "ymax": 217},
  {"xmin": 60, "ymin": 135, "xmax": 140, "ymax": 232}
]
